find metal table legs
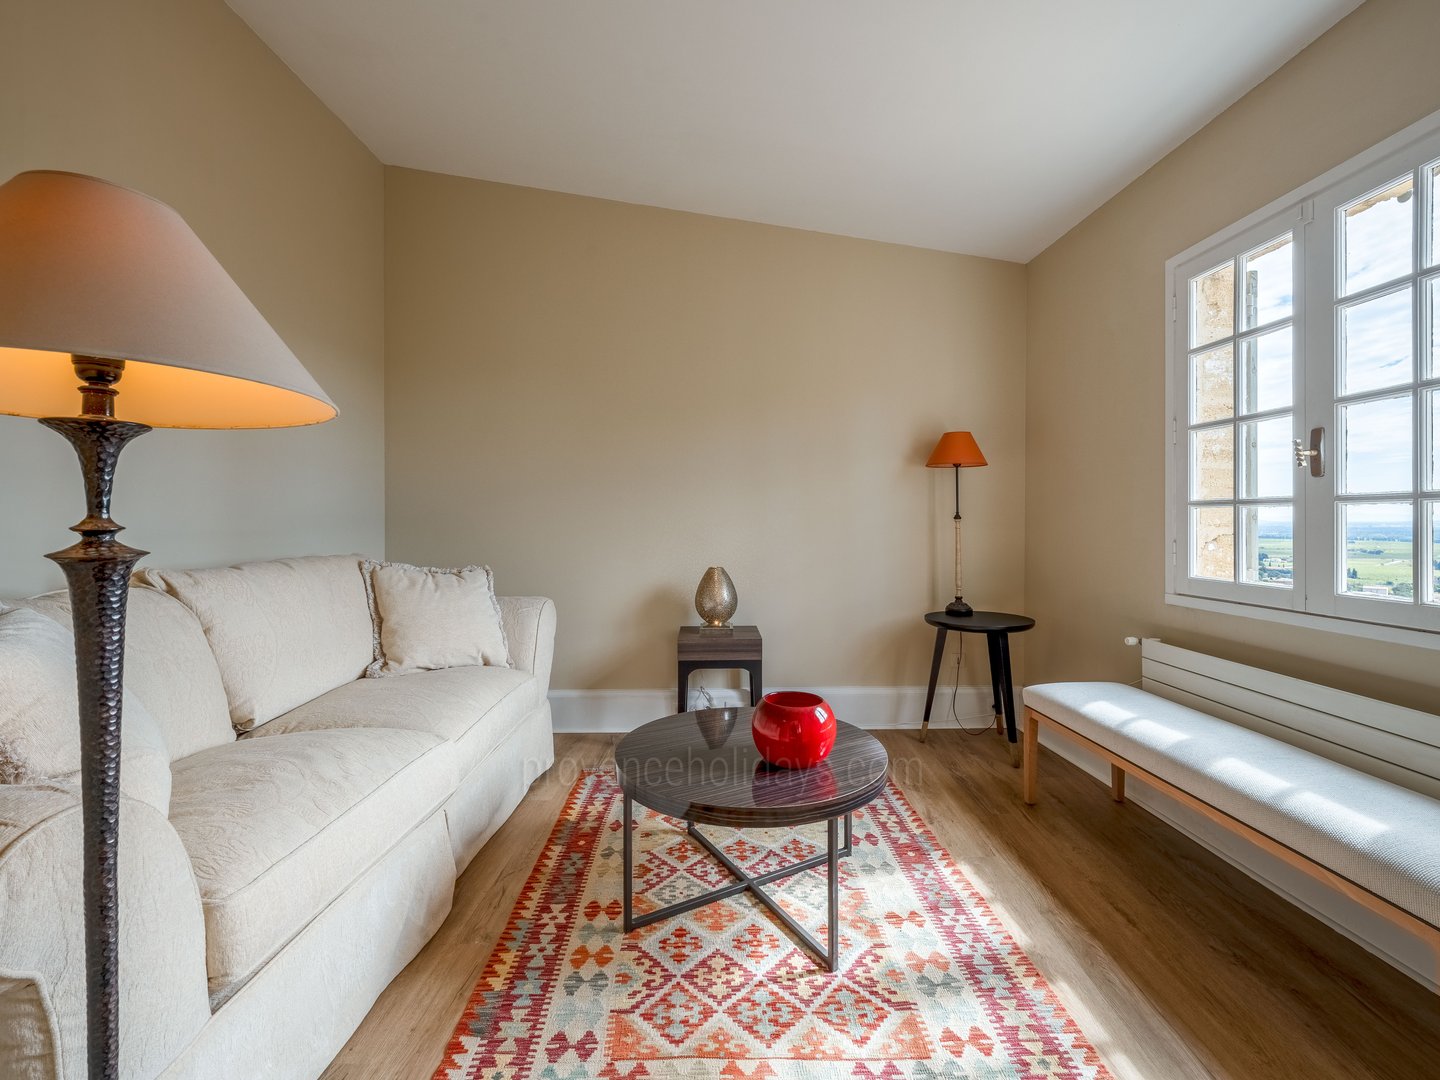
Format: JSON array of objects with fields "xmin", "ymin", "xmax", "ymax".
[{"xmin": 622, "ymin": 795, "xmax": 851, "ymax": 972}]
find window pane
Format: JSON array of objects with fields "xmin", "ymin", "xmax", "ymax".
[
  {"xmin": 1240, "ymin": 416, "xmax": 1293, "ymax": 499},
  {"xmin": 1341, "ymin": 176, "xmax": 1414, "ymax": 296},
  {"xmin": 1191, "ymin": 427, "xmax": 1234, "ymax": 500},
  {"xmin": 1428, "ymin": 387, "xmax": 1439, "ymax": 492},
  {"xmin": 1192, "ymin": 506, "xmax": 1235, "ymax": 581},
  {"xmin": 1239, "ymin": 328, "xmax": 1292, "ymax": 414},
  {"xmin": 1241, "ymin": 504, "xmax": 1293, "ymax": 587},
  {"xmin": 1341, "ymin": 394, "xmax": 1413, "ymax": 495},
  {"xmin": 1427, "ymin": 274, "xmax": 1439, "ymax": 380},
  {"xmin": 1190, "ymin": 344, "xmax": 1234, "ymax": 423},
  {"xmin": 1428, "ymin": 161, "xmax": 1439, "ymax": 270},
  {"xmin": 1340, "ymin": 287, "xmax": 1413, "ymax": 396},
  {"xmin": 1190, "ymin": 261, "xmax": 1234, "ymax": 347},
  {"xmin": 1241, "ymin": 235, "xmax": 1293, "ymax": 328},
  {"xmin": 1427, "ymin": 501, "xmax": 1440, "ymax": 605},
  {"xmin": 1341, "ymin": 502, "xmax": 1414, "ymax": 600}
]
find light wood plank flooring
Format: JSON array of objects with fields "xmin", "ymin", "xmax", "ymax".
[{"xmin": 320, "ymin": 731, "xmax": 1439, "ymax": 1080}]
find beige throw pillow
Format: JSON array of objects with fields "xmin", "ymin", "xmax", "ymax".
[
  {"xmin": 0, "ymin": 605, "xmax": 172, "ymax": 816},
  {"xmin": 135, "ymin": 555, "xmax": 374, "ymax": 732},
  {"xmin": 19, "ymin": 587, "xmax": 235, "ymax": 760},
  {"xmin": 363, "ymin": 561, "xmax": 511, "ymax": 677}
]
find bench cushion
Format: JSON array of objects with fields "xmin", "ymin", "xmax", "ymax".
[{"xmin": 1024, "ymin": 681, "xmax": 1440, "ymax": 928}]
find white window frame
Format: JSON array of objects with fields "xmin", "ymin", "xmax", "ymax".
[{"xmin": 1165, "ymin": 107, "xmax": 1440, "ymax": 648}]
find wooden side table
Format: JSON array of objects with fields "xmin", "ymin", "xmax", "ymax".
[{"xmin": 677, "ymin": 625, "xmax": 762, "ymax": 712}]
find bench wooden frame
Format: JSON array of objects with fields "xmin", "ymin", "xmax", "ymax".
[{"xmin": 1023, "ymin": 704, "xmax": 1440, "ymax": 966}]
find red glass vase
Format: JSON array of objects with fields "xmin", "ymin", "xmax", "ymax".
[{"xmin": 751, "ymin": 691, "xmax": 837, "ymax": 769}]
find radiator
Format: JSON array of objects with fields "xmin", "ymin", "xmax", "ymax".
[{"xmin": 1139, "ymin": 638, "xmax": 1440, "ymax": 800}]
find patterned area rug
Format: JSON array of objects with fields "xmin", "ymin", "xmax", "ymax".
[{"xmin": 436, "ymin": 770, "xmax": 1112, "ymax": 1079}]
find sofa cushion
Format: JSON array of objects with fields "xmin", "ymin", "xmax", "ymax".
[
  {"xmin": 21, "ymin": 586, "xmax": 234, "ymax": 760},
  {"xmin": 362, "ymin": 561, "xmax": 510, "ymax": 677},
  {"xmin": 135, "ymin": 555, "xmax": 373, "ymax": 732},
  {"xmin": 0, "ymin": 606, "xmax": 172, "ymax": 815},
  {"xmin": 252, "ymin": 665, "xmax": 539, "ymax": 777},
  {"xmin": 1023, "ymin": 681, "xmax": 1440, "ymax": 927},
  {"xmin": 168, "ymin": 727, "xmax": 454, "ymax": 1002}
]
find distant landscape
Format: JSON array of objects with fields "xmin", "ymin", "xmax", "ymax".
[{"xmin": 1255, "ymin": 522, "xmax": 1439, "ymax": 598}]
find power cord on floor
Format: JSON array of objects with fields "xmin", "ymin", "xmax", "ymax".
[
  {"xmin": 693, "ymin": 681, "xmax": 717, "ymax": 710},
  {"xmin": 950, "ymin": 635, "xmax": 999, "ymax": 736}
]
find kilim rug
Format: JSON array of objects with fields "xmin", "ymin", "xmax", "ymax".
[{"xmin": 435, "ymin": 770, "xmax": 1113, "ymax": 1080}]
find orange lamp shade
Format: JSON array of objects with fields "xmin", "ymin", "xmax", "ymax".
[{"xmin": 926, "ymin": 431, "xmax": 987, "ymax": 468}]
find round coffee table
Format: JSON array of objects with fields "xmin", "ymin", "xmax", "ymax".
[{"xmin": 614, "ymin": 708, "xmax": 888, "ymax": 972}]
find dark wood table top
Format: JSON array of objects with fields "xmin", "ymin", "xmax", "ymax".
[
  {"xmin": 615, "ymin": 708, "xmax": 888, "ymax": 828},
  {"xmin": 677, "ymin": 625, "xmax": 762, "ymax": 660},
  {"xmin": 924, "ymin": 610, "xmax": 1035, "ymax": 633}
]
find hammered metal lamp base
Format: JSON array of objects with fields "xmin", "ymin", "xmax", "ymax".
[{"xmin": 41, "ymin": 358, "xmax": 152, "ymax": 1080}]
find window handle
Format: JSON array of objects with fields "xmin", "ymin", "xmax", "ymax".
[{"xmin": 1293, "ymin": 427, "xmax": 1325, "ymax": 478}]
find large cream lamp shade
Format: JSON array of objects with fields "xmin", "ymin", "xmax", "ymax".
[{"xmin": 0, "ymin": 170, "xmax": 335, "ymax": 427}]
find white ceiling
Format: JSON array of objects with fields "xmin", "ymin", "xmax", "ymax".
[{"xmin": 226, "ymin": 1, "xmax": 1362, "ymax": 262}]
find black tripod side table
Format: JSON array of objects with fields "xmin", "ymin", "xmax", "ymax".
[{"xmin": 920, "ymin": 610, "xmax": 1035, "ymax": 751}]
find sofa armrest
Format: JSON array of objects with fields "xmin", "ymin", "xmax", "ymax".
[
  {"xmin": 499, "ymin": 596, "xmax": 556, "ymax": 699},
  {"xmin": 0, "ymin": 784, "xmax": 211, "ymax": 1080}
]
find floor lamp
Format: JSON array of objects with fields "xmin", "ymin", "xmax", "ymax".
[
  {"xmin": 0, "ymin": 170, "xmax": 336, "ymax": 1079},
  {"xmin": 926, "ymin": 431, "xmax": 987, "ymax": 616}
]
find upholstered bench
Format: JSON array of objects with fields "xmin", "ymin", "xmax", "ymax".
[{"xmin": 1021, "ymin": 680, "xmax": 1440, "ymax": 961}]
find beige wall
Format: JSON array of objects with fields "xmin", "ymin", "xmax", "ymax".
[
  {"xmin": 385, "ymin": 169, "xmax": 1026, "ymax": 690},
  {"xmin": 1025, "ymin": 0, "xmax": 1440, "ymax": 711},
  {"xmin": 0, "ymin": 0, "xmax": 385, "ymax": 597}
]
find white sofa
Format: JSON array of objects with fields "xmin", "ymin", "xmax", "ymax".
[{"xmin": 0, "ymin": 555, "xmax": 556, "ymax": 1080}]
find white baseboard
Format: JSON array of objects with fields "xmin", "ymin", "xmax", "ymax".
[
  {"xmin": 1036, "ymin": 729, "xmax": 1438, "ymax": 991},
  {"xmin": 548, "ymin": 685, "xmax": 997, "ymax": 734}
]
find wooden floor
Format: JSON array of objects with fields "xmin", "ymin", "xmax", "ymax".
[{"xmin": 320, "ymin": 731, "xmax": 1440, "ymax": 1080}]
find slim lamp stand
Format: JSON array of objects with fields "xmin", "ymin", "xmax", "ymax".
[
  {"xmin": 946, "ymin": 464, "xmax": 972, "ymax": 617},
  {"xmin": 42, "ymin": 356, "xmax": 149, "ymax": 1080}
]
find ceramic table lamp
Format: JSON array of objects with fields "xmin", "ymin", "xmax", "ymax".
[
  {"xmin": 925, "ymin": 431, "xmax": 987, "ymax": 616},
  {"xmin": 0, "ymin": 170, "xmax": 336, "ymax": 1080}
]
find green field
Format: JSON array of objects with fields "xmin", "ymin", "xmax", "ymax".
[
  {"xmin": 1253, "ymin": 537, "xmax": 1438, "ymax": 598},
  {"xmin": 1341, "ymin": 539, "xmax": 1419, "ymax": 597},
  {"xmin": 1253, "ymin": 536, "xmax": 1294, "ymax": 585}
]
